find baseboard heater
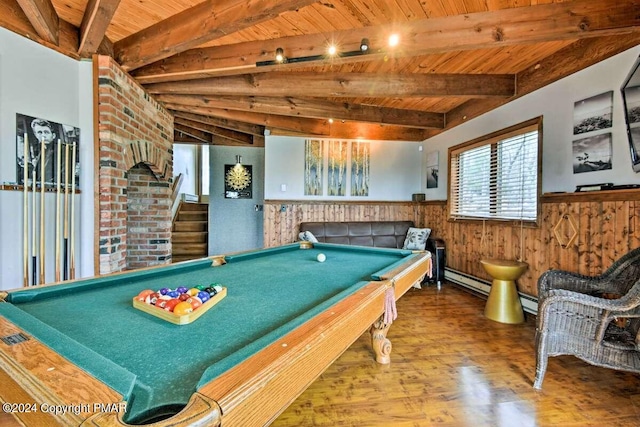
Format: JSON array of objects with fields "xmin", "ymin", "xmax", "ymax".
[{"xmin": 444, "ymin": 268, "xmax": 538, "ymax": 316}]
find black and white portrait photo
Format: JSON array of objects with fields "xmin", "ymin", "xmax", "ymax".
[
  {"xmin": 426, "ymin": 151, "xmax": 439, "ymax": 189},
  {"xmin": 572, "ymin": 133, "xmax": 612, "ymax": 174},
  {"xmin": 16, "ymin": 113, "xmax": 80, "ymax": 187},
  {"xmin": 573, "ymin": 91, "xmax": 613, "ymax": 135}
]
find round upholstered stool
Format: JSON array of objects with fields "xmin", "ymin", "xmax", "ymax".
[{"xmin": 480, "ymin": 259, "xmax": 529, "ymax": 324}]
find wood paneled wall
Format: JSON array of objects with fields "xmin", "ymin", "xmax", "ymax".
[
  {"xmin": 263, "ymin": 201, "xmax": 421, "ymax": 249},
  {"xmin": 265, "ymin": 190, "xmax": 640, "ymax": 298}
]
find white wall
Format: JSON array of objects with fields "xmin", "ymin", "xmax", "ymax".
[
  {"xmin": 0, "ymin": 28, "xmax": 94, "ymax": 290},
  {"xmin": 421, "ymin": 46, "xmax": 640, "ymax": 200},
  {"xmin": 265, "ymin": 136, "xmax": 423, "ymax": 200},
  {"xmin": 172, "ymin": 144, "xmax": 198, "ymax": 196}
]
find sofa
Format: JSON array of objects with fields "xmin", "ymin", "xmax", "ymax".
[{"xmin": 298, "ymin": 221, "xmax": 445, "ymax": 285}]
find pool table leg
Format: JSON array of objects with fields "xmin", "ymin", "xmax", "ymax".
[{"xmin": 370, "ymin": 316, "xmax": 392, "ymax": 364}]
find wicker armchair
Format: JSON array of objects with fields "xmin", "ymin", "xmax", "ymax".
[{"xmin": 534, "ymin": 247, "xmax": 640, "ymax": 389}]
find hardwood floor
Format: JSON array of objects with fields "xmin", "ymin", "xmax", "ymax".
[{"xmin": 273, "ymin": 284, "xmax": 640, "ymax": 427}]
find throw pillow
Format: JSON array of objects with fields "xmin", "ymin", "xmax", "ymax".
[
  {"xmin": 403, "ymin": 227, "xmax": 431, "ymax": 250},
  {"xmin": 298, "ymin": 230, "xmax": 318, "ymax": 243}
]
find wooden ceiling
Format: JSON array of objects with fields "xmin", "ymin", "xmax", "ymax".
[{"xmin": 2, "ymin": 0, "xmax": 640, "ymax": 145}]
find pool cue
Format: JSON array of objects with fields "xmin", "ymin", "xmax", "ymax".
[
  {"xmin": 32, "ymin": 168, "xmax": 37, "ymax": 286},
  {"xmin": 69, "ymin": 143, "xmax": 77, "ymax": 280},
  {"xmin": 63, "ymin": 143, "xmax": 70, "ymax": 281},
  {"xmin": 55, "ymin": 139, "xmax": 62, "ymax": 282},
  {"xmin": 23, "ymin": 133, "xmax": 29, "ymax": 287},
  {"xmin": 39, "ymin": 138, "xmax": 45, "ymax": 285}
]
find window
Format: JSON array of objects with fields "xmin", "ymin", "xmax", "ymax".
[{"xmin": 449, "ymin": 118, "xmax": 542, "ymax": 223}]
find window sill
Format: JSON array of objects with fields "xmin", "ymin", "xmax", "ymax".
[{"xmin": 541, "ymin": 188, "xmax": 640, "ymax": 203}]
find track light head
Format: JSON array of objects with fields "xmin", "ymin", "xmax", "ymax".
[{"xmin": 360, "ymin": 38, "xmax": 369, "ymax": 52}]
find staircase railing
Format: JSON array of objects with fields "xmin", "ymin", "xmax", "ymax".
[{"xmin": 171, "ymin": 173, "xmax": 184, "ymax": 222}]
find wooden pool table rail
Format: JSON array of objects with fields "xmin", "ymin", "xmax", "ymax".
[
  {"xmin": 0, "ymin": 250, "xmax": 430, "ymax": 427},
  {"xmin": 200, "ymin": 252, "xmax": 431, "ymax": 427}
]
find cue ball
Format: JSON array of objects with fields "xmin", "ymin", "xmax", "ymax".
[{"xmin": 316, "ymin": 253, "xmax": 326, "ymax": 263}]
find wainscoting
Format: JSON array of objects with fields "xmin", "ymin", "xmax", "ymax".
[{"xmin": 265, "ymin": 189, "xmax": 640, "ymax": 298}]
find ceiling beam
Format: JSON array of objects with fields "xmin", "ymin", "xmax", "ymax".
[
  {"xmin": 174, "ymin": 133, "xmax": 206, "ymax": 145},
  {"xmin": 174, "ymin": 123, "xmax": 212, "ymax": 144},
  {"xmin": 147, "ymin": 72, "xmax": 515, "ymax": 98},
  {"xmin": 132, "ymin": 0, "xmax": 640, "ymax": 83},
  {"xmin": 170, "ymin": 111, "xmax": 266, "ymax": 137},
  {"xmin": 174, "ymin": 117, "xmax": 256, "ymax": 145},
  {"xmin": 15, "ymin": 0, "xmax": 58, "ymax": 44},
  {"xmin": 78, "ymin": 0, "xmax": 121, "ymax": 56},
  {"xmin": 168, "ymin": 104, "xmax": 329, "ymax": 135},
  {"xmin": 268, "ymin": 122, "xmax": 439, "ymax": 142},
  {"xmin": 173, "ymin": 130, "xmax": 261, "ymax": 147},
  {"xmin": 445, "ymin": 33, "xmax": 640, "ymax": 133},
  {"xmin": 158, "ymin": 94, "xmax": 444, "ymax": 129},
  {"xmin": 167, "ymin": 104, "xmax": 434, "ymax": 141},
  {"xmin": 113, "ymin": 0, "xmax": 319, "ymax": 71},
  {"xmin": 0, "ymin": 0, "xmax": 79, "ymax": 57}
]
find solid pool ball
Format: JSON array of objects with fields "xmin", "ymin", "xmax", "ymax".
[
  {"xmin": 195, "ymin": 285, "xmax": 207, "ymax": 290},
  {"xmin": 159, "ymin": 287, "xmax": 170, "ymax": 295},
  {"xmin": 187, "ymin": 288, "xmax": 200, "ymax": 297},
  {"xmin": 176, "ymin": 286, "xmax": 188, "ymax": 294},
  {"xmin": 173, "ymin": 301, "xmax": 193, "ymax": 316},
  {"xmin": 163, "ymin": 299, "xmax": 180, "ymax": 312},
  {"xmin": 167, "ymin": 290, "xmax": 180, "ymax": 298},
  {"xmin": 178, "ymin": 293, "xmax": 190, "ymax": 301},
  {"xmin": 316, "ymin": 253, "xmax": 326, "ymax": 262},
  {"xmin": 197, "ymin": 291, "xmax": 210, "ymax": 302}
]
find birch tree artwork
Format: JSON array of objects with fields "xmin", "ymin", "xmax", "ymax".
[
  {"xmin": 328, "ymin": 140, "xmax": 347, "ymax": 196},
  {"xmin": 351, "ymin": 141, "xmax": 370, "ymax": 196},
  {"xmin": 304, "ymin": 139, "xmax": 324, "ymax": 195}
]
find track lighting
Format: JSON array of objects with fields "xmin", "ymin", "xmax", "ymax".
[
  {"xmin": 388, "ymin": 34, "xmax": 399, "ymax": 47},
  {"xmin": 256, "ymin": 37, "xmax": 373, "ymax": 67},
  {"xmin": 360, "ymin": 38, "xmax": 369, "ymax": 52}
]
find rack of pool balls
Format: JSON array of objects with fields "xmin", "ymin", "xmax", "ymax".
[{"xmin": 133, "ymin": 284, "xmax": 227, "ymax": 325}]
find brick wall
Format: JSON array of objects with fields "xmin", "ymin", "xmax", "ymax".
[{"xmin": 97, "ymin": 55, "xmax": 173, "ymax": 274}]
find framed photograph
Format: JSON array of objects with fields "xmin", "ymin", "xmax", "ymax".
[
  {"xmin": 304, "ymin": 139, "xmax": 324, "ymax": 196},
  {"xmin": 351, "ymin": 141, "xmax": 370, "ymax": 196},
  {"xmin": 426, "ymin": 151, "xmax": 439, "ymax": 189},
  {"xmin": 16, "ymin": 113, "xmax": 80, "ymax": 186},
  {"xmin": 327, "ymin": 140, "xmax": 347, "ymax": 196},
  {"xmin": 573, "ymin": 91, "xmax": 613, "ymax": 136},
  {"xmin": 572, "ymin": 133, "xmax": 612, "ymax": 174}
]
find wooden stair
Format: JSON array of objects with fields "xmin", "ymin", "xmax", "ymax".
[{"xmin": 172, "ymin": 202, "xmax": 208, "ymax": 263}]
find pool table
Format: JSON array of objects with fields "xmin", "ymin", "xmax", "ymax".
[{"xmin": 0, "ymin": 243, "xmax": 431, "ymax": 426}]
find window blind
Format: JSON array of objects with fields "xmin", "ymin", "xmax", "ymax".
[{"xmin": 449, "ymin": 124, "xmax": 539, "ymax": 222}]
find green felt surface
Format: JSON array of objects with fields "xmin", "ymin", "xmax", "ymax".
[{"xmin": 1, "ymin": 243, "xmax": 415, "ymax": 424}]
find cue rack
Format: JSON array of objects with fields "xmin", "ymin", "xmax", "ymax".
[{"xmin": 4, "ymin": 135, "xmax": 79, "ymax": 287}]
